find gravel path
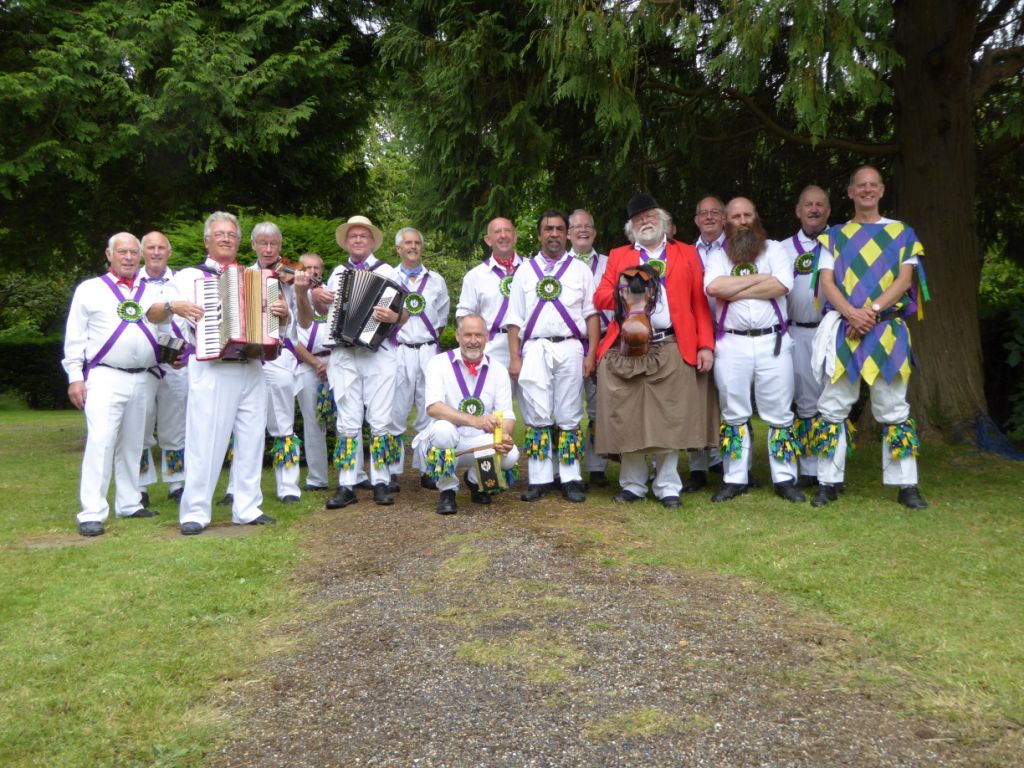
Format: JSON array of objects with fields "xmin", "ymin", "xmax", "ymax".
[{"xmin": 211, "ymin": 488, "xmax": 978, "ymax": 767}]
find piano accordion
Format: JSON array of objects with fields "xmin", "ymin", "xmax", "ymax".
[
  {"xmin": 194, "ymin": 266, "xmax": 281, "ymax": 361},
  {"xmin": 325, "ymin": 269, "xmax": 406, "ymax": 351}
]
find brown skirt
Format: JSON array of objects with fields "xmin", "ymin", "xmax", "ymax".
[{"xmin": 595, "ymin": 340, "xmax": 719, "ymax": 454}]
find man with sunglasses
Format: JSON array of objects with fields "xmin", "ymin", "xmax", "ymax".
[{"xmin": 594, "ymin": 193, "xmax": 718, "ymax": 508}]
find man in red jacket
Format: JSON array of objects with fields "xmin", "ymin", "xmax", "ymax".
[{"xmin": 594, "ymin": 193, "xmax": 718, "ymax": 508}]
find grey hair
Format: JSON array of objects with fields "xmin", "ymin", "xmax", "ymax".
[
  {"xmin": 203, "ymin": 211, "xmax": 240, "ymax": 239},
  {"xmin": 694, "ymin": 197, "xmax": 725, "ymax": 215},
  {"xmin": 140, "ymin": 231, "xmax": 171, "ymax": 253},
  {"xmin": 250, "ymin": 221, "xmax": 282, "ymax": 245},
  {"xmin": 623, "ymin": 208, "xmax": 672, "ymax": 241},
  {"xmin": 107, "ymin": 232, "xmax": 140, "ymax": 253},
  {"xmin": 456, "ymin": 313, "xmax": 487, "ymax": 330},
  {"xmin": 394, "ymin": 227, "xmax": 423, "ymax": 246},
  {"xmin": 298, "ymin": 252, "xmax": 323, "ymax": 266}
]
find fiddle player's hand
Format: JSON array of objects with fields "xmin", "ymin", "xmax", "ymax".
[
  {"xmin": 311, "ymin": 285, "xmax": 334, "ymax": 309},
  {"xmin": 294, "ymin": 270, "xmax": 311, "ymax": 291},
  {"xmin": 68, "ymin": 381, "xmax": 86, "ymax": 410}
]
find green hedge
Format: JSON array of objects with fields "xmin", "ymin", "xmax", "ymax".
[{"xmin": 0, "ymin": 338, "xmax": 69, "ymax": 409}]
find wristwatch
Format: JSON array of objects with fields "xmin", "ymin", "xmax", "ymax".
[{"xmin": 870, "ymin": 302, "xmax": 881, "ymax": 313}]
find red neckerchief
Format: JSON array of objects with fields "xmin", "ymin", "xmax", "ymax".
[
  {"xmin": 110, "ymin": 271, "xmax": 135, "ymax": 290},
  {"xmin": 493, "ymin": 254, "xmax": 516, "ymax": 273},
  {"xmin": 463, "ymin": 357, "xmax": 481, "ymax": 376}
]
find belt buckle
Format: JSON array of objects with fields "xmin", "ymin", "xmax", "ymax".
[{"xmin": 650, "ymin": 330, "xmax": 667, "ymax": 343}]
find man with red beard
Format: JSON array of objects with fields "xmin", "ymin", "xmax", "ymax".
[
  {"xmin": 594, "ymin": 194, "xmax": 718, "ymax": 508},
  {"xmin": 704, "ymin": 197, "xmax": 804, "ymax": 503}
]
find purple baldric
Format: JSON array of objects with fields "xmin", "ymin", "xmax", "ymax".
[
  {"xmin": 521, "ymin": 256, "xmax": 582, "ymax": 343},
  {"xmin": 447, "ymin": 350, "xmax": 489, "ymax": 407},
  {"xmin": 488, "ymin": 261, "xmax": 517, "ymax": 341},
  {"xmin": 389, "ymin": 271, "xmax": 439, "ymax": 346},
  {"xmin": 84, "ymin": 275, "xmax": 162, "ymax": 379}
]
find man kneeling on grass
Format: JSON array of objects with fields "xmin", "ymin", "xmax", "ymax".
[{"xmin": 411, "ymin": 314, "xmax": 519, "ymax": 515}]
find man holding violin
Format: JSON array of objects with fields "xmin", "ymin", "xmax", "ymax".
[{"xmin": 593, "ymin": 193, "xmax": 717, "ymax": 509}]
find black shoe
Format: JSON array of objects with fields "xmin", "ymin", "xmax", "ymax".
[
  {"xmin": 304, "ymin": 485, "xmax": 328, "ymax": 492},
  {"xmin": 711, "ymin": 483, "xmax": 748, "ymax": 502},
  {"xmin": 747, "ymin": 474, "xmax": 762, "ymax": 489},
  {"xmin": 464, "ymin": 472, "xmax": 491, "ymax": 504},
  {"xmin": 180, "ymin": 521, "xmax": 204, "ymax": 535},
  {"xmin": 521, "ymin": 484, "xmax": 550, "ymax": 502},
  {"xmin": 897, "ymin": 485, "xmax": 929, "ymax": 510},
  {"xmin": 78, "ymin": 521, "xmax": 104, "ymax": 537},
  {"xmin": 774, "ymin": 482, "xmax": 806, "ymax": 503},
  {"xmin": 373, "ymin": 483, "xmax": 394, "ymax": 506},
  {"xmin": 708, "ymin": 462, "xmax": 724, "ymax": 475},
  {"xmin": 588, "ymin": 470, "xmax": 608, "ymax": 488},
  {"xmin": 355, "ymin": 479, "xmax": 373, "ymax": 490},
  {"xmin": 612, "ymin": 489, "xmax": 645, "ymax": 503},
  {"xmin": 681, "ymin": 470, "xmax": 707, "ymax": 493},
  {"xmin": 387, "ymin": 480, "xmax": 401, "ymax": 494},
  {"xmin": 796, "ymin": 474, "xmax": 817, "ymax": 488},
  {"xmin": 811, "ymin": 483, "xmax": 838, "ymax": 508},
  {"xmin": 661, "ymin": 495, "xmax": 681, "ymax": 509},
  {"xmin": 245, "ymin": 514, "xmax": 276, "ymax": 525},
  {"xmin": 561, "ymin": 481, "xmax": 586, "ymax": 503},
  {"xmin": 326, "ymin": 486, "xmax": 357, "ymax": 509},
  {"xmin": 167, "ymin": 488, "xmax": 183, "ymax": 502},
  {"xmin": 280, "ymin": 495, "xmax": 300, "ymax": 504},
  {"xmin": 436, "ymin": 489, "xmax": 457, "ymax": 515},
  {"xmin": 216, "ymin": 493, "xmax": 233, "ymax": 507},
  {"xmin": 420, "ymin": 473, "xmax": 438, "ymax": 490},
  {"xmin": 124, "ymin": 508, "xmax": 159, "ymax": 518},
  {"xmin": 140, "ymin": 491, "xmax": 150, "ymax": 508}
]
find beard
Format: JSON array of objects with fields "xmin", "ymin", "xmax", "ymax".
[{"xmin": 725, "ymin": 219, "xmax": 768, "ymax": 264}]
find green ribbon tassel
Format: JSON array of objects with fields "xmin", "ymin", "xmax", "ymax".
[
  {"xmin": 225, "ymin": 433, "xmax": 234, "ymax": 464},
  {"xmin": 387, "ymin": 433, "xmax": 404, "ymax": 466},
  {"xmin": 503, "ymin": 465, "xmax": 520, "ymax": 486},
  {"xmin": 884, "ymin": 419, "xmax": 920, "ymax": 459},
  {"xmin": 271, "ymin": 434, "xmax": 302, "ymax": 469},
  {"xmin": 316, "ymin": 382, "xmax": 336, "ymax": 428},
  {"xmin": 332, "ymin": 435, "xmax": 358, "ymax": 470},
  {"xmin": 719, "ymin": 422, "xmax": 745, "ymax": 460},
  {"xmin": 812, "ymin": 418, "xmax": 856, "ymax": 458},
  {"xmin": 792, "ymin": 417, "xmax": 814, "ymax": 456},
  {"xmin": 139, "ymin": 448, "xmax": 150, "ymax": 473},
  {"xmin": 845, "ymin": 419, "xmax": 857, "ymax": 457},
  {"xmin": 164, "ymin": 449, "xmax": 184, "ymax": 474},
  {"xmin": 370, "ymin": 434, "xmax": 398, "ymax": 469},
  {"xmin": 557, "ymin": 428, "xmax": 584, "ymax": 466},
  {"xmin": 768, "ymin": 425, "xmax": 801, "ymax": 462},
  {"xmin": 425, "ymin": 446, "xmax": 457, "ymax": 481},
  {"xmin": 524, "ymin": 426, "xmax": 551, "ymax": 460}
]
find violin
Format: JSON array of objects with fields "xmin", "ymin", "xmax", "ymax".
[{"xmin": 271, "ymin": 256, "xmax": 321, "ymax": 287}]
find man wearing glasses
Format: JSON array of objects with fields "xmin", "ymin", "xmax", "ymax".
[
  {"xmin": 145, "ymin": 212, "xmax": 291, "ymax": 534},
  {"xmin": 63, "ymin": 233, "xmax": 163, "ymax": 535},
  {"xmin": 593, "ymin": 194, "xmax": 718, "ymax": 508}
]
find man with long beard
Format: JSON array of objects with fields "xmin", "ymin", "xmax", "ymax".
[
  {"xmin": 593, "ymin": 194, "xmax": 718, "ymax": 508},
  {"xmin": 704, "ymin": 197, "xmax": 804, "ymax": 503}
]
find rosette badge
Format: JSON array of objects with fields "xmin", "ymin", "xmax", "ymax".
[
  {"xmin": 459, "ymin": 397, "xmax": 484, "ymax": 416},
  {"xmin": 405, "ymin": 293, "xmax": 426, "ymax": 315},
  {"xmin": 499, "ymin": 276, "xmax": 514, "ymax": 297},
  {"xmin": 117, "ymin": 299, "xmax": 144, "ymax": 323},
  {"xmin": 795, "ymin": 252, "xmax": 814, "ymax": 274},
  {"xmin": 645, "ymin": 259, "xmax": 666, "ymax": 278},
  {"xmin": 731, "ymin": 262, "xmax": 758, "ymax": 277},
  {"xmin": 536, "ymin": 277, "xmax": 562, "ymax": 301}
]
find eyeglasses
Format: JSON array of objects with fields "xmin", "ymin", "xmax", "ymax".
[
  {"xmin": 570, "ymin": 223, "xmax": 595, "ymax": 231},
  {"xmin": 253, "ymin": 239, "xmax": 280, "ymax": 248},
  {"xmin": 697, "ymin": 209, "xmax": 723, "ymax": 218},
  {"xmin": 210, "ymin": 231, "xmax": 239, "ymax": 241},
  {"xmin": 113, "ymin": 248, "xmax": 140, "ymax": 256}
]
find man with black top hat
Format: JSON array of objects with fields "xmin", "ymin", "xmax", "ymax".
[{"xmin": 594, "ymin": 193, "xmax": 718, "ymax": 508}]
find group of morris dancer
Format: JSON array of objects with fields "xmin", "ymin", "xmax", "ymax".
[{"xmin": 62, "ymin": 165, "xmax": 930, "ymax": 534}]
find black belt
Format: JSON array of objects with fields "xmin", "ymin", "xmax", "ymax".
[
  {"xmin": 725, "ymin": 324, "xmax": 782, "ymax": 337},
  {"xmin": 313, "ymin": 351, "xmax": 331, "ymax": 357},
  {"xmin": 790, "ymin": 320, "xmax": 820, "ymax": 328},
  {"xmin": 494, "ymin": 328, "xmax": 509, "ymax": 334},
  {"xmin": 650, "ymin": 329, "xmax": 675, "ymax": 343},
  {"xmin": 534, "ymin": 336, "xmax": 577, "ymax": 343},
  {"xmin": 97, "ymin": 362, "xmax": 159, "ymax": 376},
  {"xmin": 400, "ymin": 341, "xmax": 435, "ymax": 349}
]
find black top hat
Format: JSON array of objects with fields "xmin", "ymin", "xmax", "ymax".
[{"xmin": 626, "ymin": 192, "xmax": 660, "ymax": 220}]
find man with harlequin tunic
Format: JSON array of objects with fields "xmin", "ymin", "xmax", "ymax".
[
  {"xmin": 413, "ymin": 314, "xmax": 519, "ymax": 515},
  {"xmin": 455, "ymin": 217, "xmax": 522, "ymax": 369},
  {"xmin": 506, "ymin": 209, "xmax": 600, "ymax": 503},
  {"xmin": 63, "ymin": 233, "xmax": 163, "ymax": 536},
  {"xmin": 567, "ymin": 208, "xmax": 611, "ymax": 489},
  {"xmin": 137, "ymin": 231, "xmax": 188, "ymax": 504},
  {"xmin": 386, "ymin": 227, "xmax": 450, "ymax": 487},
  {"xmin": 780, "ymin": 186, "xmax": 832, "ymax": 488},
  {"xmin": 810, "ymin": 166, "xmax": 931, "ymax": 509},
  {"xmin": 305, "ymin": 215, "xmax": 406, "ymax": 510},
  {"xmin": 594, "ymin": 194, "xmax": 718, "ymax": 508},
  {"xmin": 705, "ymin": 197, "xmax": 805, "ymax": 504},
  {"xmin": 145, "ymin": 212, "xmax": 290, "ymax": 535}
]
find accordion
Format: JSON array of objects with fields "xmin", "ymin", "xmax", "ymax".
[
  {"xmin": 194, "ymin": 266, "xmax": 281, "ymax": 361},
  {"xmin": 325, "ymin": 269, "xmax": 406, "ymax": 351}
]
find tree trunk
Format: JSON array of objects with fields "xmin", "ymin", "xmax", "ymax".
[{"xmin": 892, "ymin": 0, "xmax": 988, "ymax": 435}]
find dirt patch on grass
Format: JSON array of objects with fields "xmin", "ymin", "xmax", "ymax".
[{"xmin": 210, "ymin": 481, "xmax": 1002, "ymax": 767}]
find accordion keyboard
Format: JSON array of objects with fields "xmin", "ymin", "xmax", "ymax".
[{"xmin": 195, "ymin": 277, "xmax": 223, "ymax": 359}]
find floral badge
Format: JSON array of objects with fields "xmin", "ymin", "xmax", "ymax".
[
  {"xmin": 795, "ymin": 253, "xmax": 814, "ymax": 274},
  {"xmin": 117, "ymin": 300, "xmax": 144, "ymax": 323},
  {"xmin": 645, "ymin": 258, "xmax": 666, "ymax": 278},
  {"xmin": 405, "ymin": 292, "xmax": 426, "ymax": 315},
  {"xmin": 731, "ymin": 262, "xmax": 758, "ymax": 276},
  {"xmin": 459, "ymin": 397, "xmax": 484, "ymax": 416},
  {"xmin": 536, "ymin": 277, "xmax": 562, "ymax": 301},
  {"xmin": 499, "ymin": 275, "xmax": 514, "ymax": 297}
]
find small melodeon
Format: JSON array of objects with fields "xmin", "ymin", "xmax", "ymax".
[
  {"xmin": 325, "ymin": 269, "xmax": 407, "ymax": 351},
  {"xmin": 194, "ymin": 265, "xmax": 281, "ymax": 361}
]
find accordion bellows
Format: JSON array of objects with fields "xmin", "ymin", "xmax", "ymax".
[{"xmin": 326, "ymin": 269, "xmax": 406, "ymax": 351}]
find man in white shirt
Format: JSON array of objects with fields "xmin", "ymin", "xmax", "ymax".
[
  {"xmin": 705, "ymin": 197, "xmax": 804, "ymax": 503},
  {"xmin": 506, "ymin": 209, "xmax": 600, "ymax": 503},
  {"xmin": 413, "ymin": 314, "xmax": 518, "ymax": 514},
  {"xmin": 63, "ymin": 233, "xmax": 163, "ymax": 536},
  {"xmin": 292, "ymin": 253, "xmax": 332, "ymax": 492}
]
